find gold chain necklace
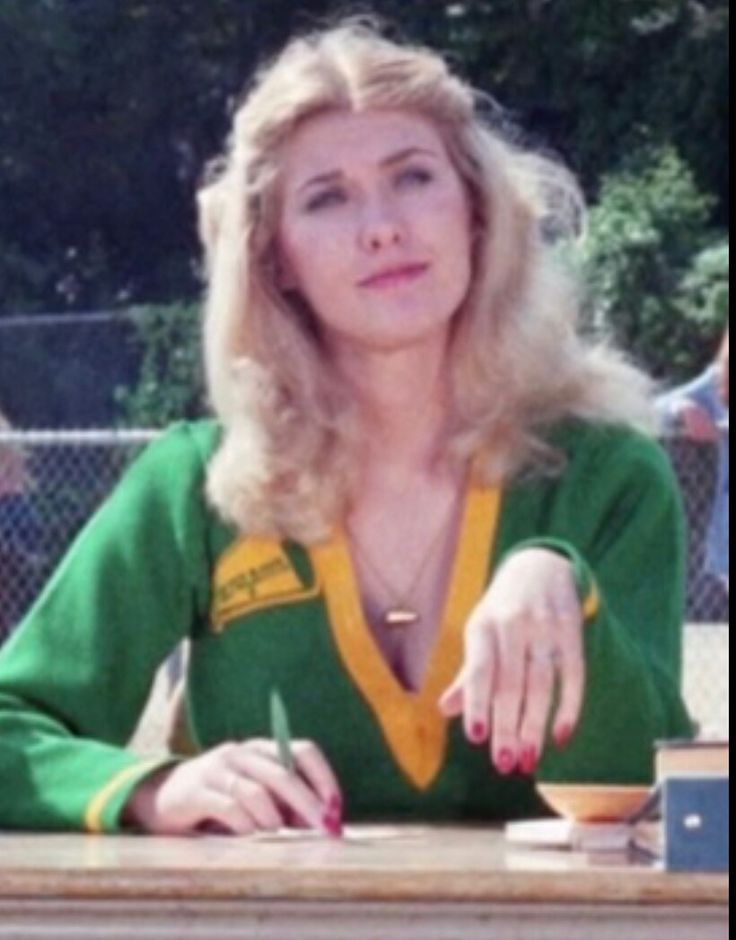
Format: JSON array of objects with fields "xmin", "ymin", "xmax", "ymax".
[{"xmin": 346, "ymin": 489, "xmax": 462, "ymax": 629}]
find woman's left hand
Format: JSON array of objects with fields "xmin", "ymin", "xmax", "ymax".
[{"xmin": 438, "ymin": 548, "xmax": 584, "ymax": 776}]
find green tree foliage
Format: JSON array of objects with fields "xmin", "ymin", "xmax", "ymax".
[
  {"xmin": 0, "ymin": 0, "xmax": 334, "ymax": 312},
  {"xmin": 679, "ymin": 242, "xmax": 730, "ymax": 331},
  {"xmin": 114, "ymin": 303, "xmax": 205, "ymax": 426},
  {"xmin": 582, "ymin": 147, "xmax": 728, "ymax": 381},
  {"xmin": 438, "ymin": 1, "xmax": 728, "ymax": 215}
]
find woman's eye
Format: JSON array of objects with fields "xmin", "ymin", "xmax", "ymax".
[
  {"xmin": 304, "ymin": 188, "xmax": 346, "ymax": 212},
  {"xmin": 396, "ymin": 166, "xmax": 434, "ymax": 188}
]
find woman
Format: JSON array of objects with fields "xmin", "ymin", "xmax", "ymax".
[{"xmin": 0, "ymin": 21, "xmax": 692, "ymax": 836}]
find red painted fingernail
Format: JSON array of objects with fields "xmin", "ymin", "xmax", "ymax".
[
  {"xmin": 519, "ymin": 745, "xmax": 538, "ymax": 776},
  {"xmin": 323, "ymin": 813, "xmax": 343, "ymax": 837},
  {"xmin": 329, "ymin": 794, "xmax": 343, "ymax": 814},
  {"xmin": 554, "ymin": 723, "xmax": 573, "ymax": 748},
  {"xmin": 470, "ymin": 721, "xmax": 486, "ymax": 743},
  {"xmin": 496, "ymin": 748, "xmax": 516, "ymax": 775}
]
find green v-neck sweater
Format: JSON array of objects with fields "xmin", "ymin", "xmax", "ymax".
[{"xmin": 0, "ymin": 419, "xmax": 693, "ymax": 831}]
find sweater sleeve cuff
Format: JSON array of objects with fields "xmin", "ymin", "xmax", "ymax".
[
  {"xmin": 502, "ymin": 537, "xmax": 601, "ymax": 623},
  {"xmin": 83, "ymin": 756, "xmax": 181, "ymax": 833}
]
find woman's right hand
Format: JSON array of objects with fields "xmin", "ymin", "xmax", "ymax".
[{"xmin": 122, "ymin": 739, "xmax": 343, "ymax": 836}]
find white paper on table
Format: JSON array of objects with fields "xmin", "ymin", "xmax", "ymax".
[
  {"xmin": 505, "ymin": 818, "xmax": 631, "ymax": 852},
  {"xmin": 250, "ymin": 825, "xmax": 424, "ymax": 844}
]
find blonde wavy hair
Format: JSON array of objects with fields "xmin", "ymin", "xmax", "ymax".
[{"xmin": 199, "ymin": 19, "xmax": 654, "ymax": 541}]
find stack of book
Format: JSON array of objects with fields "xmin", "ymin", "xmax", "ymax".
[
  {"xmin": 631, "ymin": 739, "xmax": 729, "ymax": 869},
  {"xmin": 654, "ymin": 738, "xmax": 729, "ymax": 779}
]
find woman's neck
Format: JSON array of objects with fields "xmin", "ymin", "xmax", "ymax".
[{"xmin": 334, "ymin": 336, "xmax": 453, "ymax": 479}]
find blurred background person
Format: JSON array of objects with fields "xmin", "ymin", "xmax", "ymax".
[{"xmin": 657, "ymin": 328, "xmax": 729, "ymax": 591}]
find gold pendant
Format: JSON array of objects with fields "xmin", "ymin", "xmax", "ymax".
[{"xmin": 383, "ymin": 607, "xmax": 419, "ymax": 628}]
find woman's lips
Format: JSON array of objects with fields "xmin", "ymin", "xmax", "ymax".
[{"xmin": 357, "ymin": 263, "xmax": 429, "ymax": 289}]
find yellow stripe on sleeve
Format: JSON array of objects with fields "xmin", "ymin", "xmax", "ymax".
[
  {"xmin": 582, "ymin": 581, "xmax": 601, "ymax": 621},
  {"xmin": 84, "ymin": 758, "xmax": 166, "ymax": 833}
]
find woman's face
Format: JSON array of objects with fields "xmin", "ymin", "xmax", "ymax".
[{"xmin": 276, "ymin": 109, "xmax": 473, "ymax": 354}]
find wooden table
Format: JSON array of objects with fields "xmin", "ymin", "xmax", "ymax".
[{"xmin": 0, "ymin": 827, "xmax": 728, "ymax": 939}]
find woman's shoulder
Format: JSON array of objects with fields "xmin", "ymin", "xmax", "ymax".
[
  {"xmin": 138, "ymin": 418, "xmax": 223, "ymax": 469},
  {"xmin": 114, "ymin": 419, "xmax": 223, "ymax": 514},
  {"xmin": 546, "ymin": 419, "xmax": 674, "ymax": 484}
]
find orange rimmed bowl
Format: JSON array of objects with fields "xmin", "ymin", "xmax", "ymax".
[{"xmin": 536, "ymin": 783, "xmax": 651, "ymax": 822}]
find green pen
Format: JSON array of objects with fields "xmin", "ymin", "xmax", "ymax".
[{"xmin": 270, "ymin": 688, "xmax": 296, "ymax": 775}]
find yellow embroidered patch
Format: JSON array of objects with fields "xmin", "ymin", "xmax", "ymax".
[{"xmin": 211, "ymin": 538, "xmax": 318, "ymax": 631}]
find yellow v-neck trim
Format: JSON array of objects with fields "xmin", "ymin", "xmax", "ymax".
[{"xmin": 310, "ymin": 483, "xmax": 502, "ymax": 790}]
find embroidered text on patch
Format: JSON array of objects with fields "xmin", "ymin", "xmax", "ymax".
[{"xmin": 211, "ymin": 538, "xmax": 318, "ymax": 631}]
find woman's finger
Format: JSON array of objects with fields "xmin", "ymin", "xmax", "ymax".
[
  {"xmin": 437, "ymin": 671, "xmax": 465, "ymax": 718},
  {"xmin": 162, "ymin": 784, "xmax": 258, "ymax": 836},
  {"xmin": 550, "ymin": 583, "xmax": 585, "ymax": 747},
  {"xmin": 517, "ymin": 645, "xmax": 557, "ymax": 774},
  {"xmin": 226, "ymin": 773, "xmax": 285, "ymax": 830},
  {"xmin": 248, "ymin": 738, "xmax": 342, "ymax": 813},
  {"xmin": 489, "ymin": 618, "xmax": 526, "ymax": 773},
  {"xmin": 551, "ymin": 637, "xmax": 585, "ymax": 747},
  {"xmin": 223, "ymin": 746, "xmax": 329, "ymax": 832},
  {"xmin": 201, "ymin": 787, "xmax": 258, "ymax": 835},
  {"xmin": 458, "ymin": 614, "xmax": 497, "ymax": 743}
]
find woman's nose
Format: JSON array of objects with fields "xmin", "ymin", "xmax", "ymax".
[{"xmin": 358, "ymin": 202, "xmax": 405, "ymax": 252}]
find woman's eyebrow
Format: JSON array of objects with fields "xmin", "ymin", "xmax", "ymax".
[
  {"xmin": 296, "ymin": 169, "xmax": 341, "ymax": 195},
  {"xmin": 379, "ymin": 145, "xmax": 440, "ymax": 168},
  {"xmin": 295, "ymin": 146, "xmax": 440, "ymax": 195}
]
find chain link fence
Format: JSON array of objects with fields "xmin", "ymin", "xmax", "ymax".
[
  {"xmin": 0, "ymin": 429, "xmax": 158, "ymax": 642},
  {"xmin": 661, "ymin": 437, "xmax": 729, "ymax": 622},
  {"xmin": 661, "ymin": 437, "xmax": 729, "ymax": 739},
  {"xmin": 0, "ymin": 428, "xmax": 728, "ymax": 737}
]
